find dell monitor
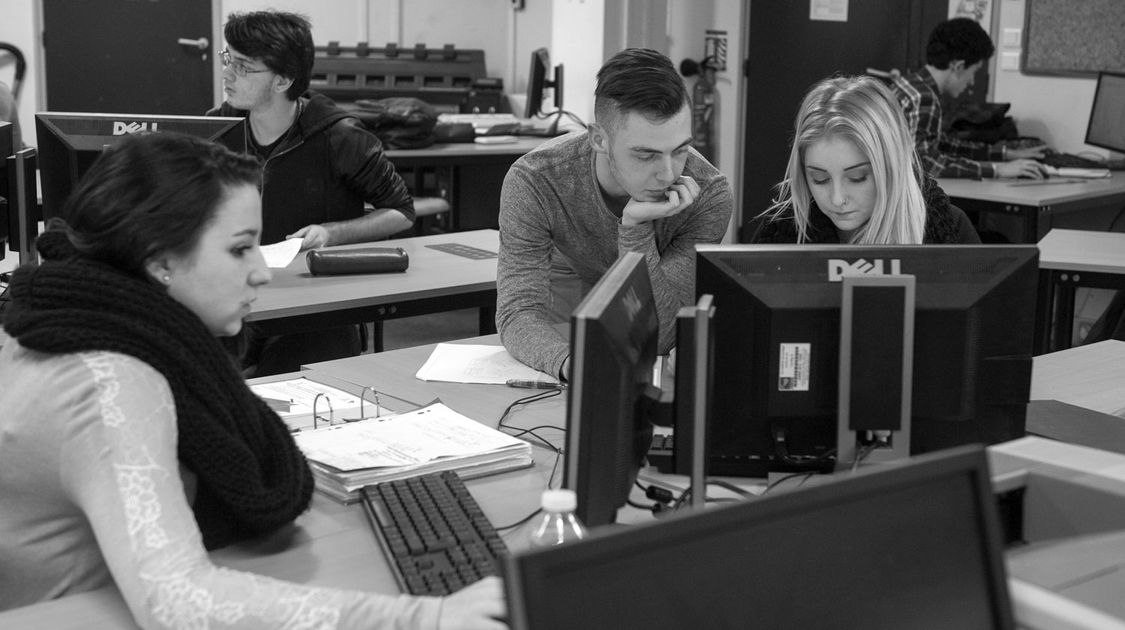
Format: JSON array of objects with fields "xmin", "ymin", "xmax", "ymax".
[
  {"xmin": 697, "ymin": 244, "xmax": 1039, "ymax": 477},
  {"xmin": 35, "ymin": 112, "xmax": 248, "ymax": 220},
  {"xmin": 1085, "ymin": 71, "xmax": 1125, "ymax": 156},
  {"xmin": 523, "ymin": 47, "xmax": 565, "ymax": 135},
  {"xmin": 565, "ymin": 251, "xmax": 662, "ymax": 528},
  {"xmin": 505, "ymin": 444, "xmax": 1014, "ymax": 630}
]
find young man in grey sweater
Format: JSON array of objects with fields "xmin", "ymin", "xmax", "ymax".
[{"xmin": 496, "ymin": 48, "xmax": 733, "ymax": 380}]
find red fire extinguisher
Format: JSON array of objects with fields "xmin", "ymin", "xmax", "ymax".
[{"xmin": 680, "ymin": 57, "xmax": 717, "ymax": 162}]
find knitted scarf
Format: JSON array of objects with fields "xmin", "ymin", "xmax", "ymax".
[{"xmin": 2, "ymin": 231, "xmax": 314, "ymax": 550}]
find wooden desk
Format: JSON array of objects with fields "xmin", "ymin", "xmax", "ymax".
[
  {"xmin": 1035, "ymin": 229, "xmax": 1125, "ymax": 353},
  {"xmin": 247, "ymin": 230, "xmax": 499, "ymax": 345},
  {"xmin": 386, "ymin": 137, "xmax": 548, "ymax": 232},
  {"xmin": 0, "ymin": 337, "xmax": 558, "ymax": 630},
  {"xmin": 939, "ymin": 172, "xmax": 1125, "ymax": 243}
]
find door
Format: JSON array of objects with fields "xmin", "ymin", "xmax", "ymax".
[
  {"xmin": 739, "ymin": 0, "xmax": 952, "ymax": 242},
  {"xmin": 42, "ymin": 0, "xmax": 213, "ymax": 114}
]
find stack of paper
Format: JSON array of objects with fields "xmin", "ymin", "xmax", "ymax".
[{"xmin": 292, "ymin": 401, "xmax": 534, "ymax": 503}]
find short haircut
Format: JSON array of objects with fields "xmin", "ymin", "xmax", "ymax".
[
  {"xmin": 224, "ymin": 11, "xmax": 314, "ymax": 100},
  {"xmin": 59, "ymin": 133, "xmax": 263, "ymax": 277},
  {"xmin": 594, "ymin": 48, "xmax": 690, "ymax": 129},
  {"xmin": 763, "ymin": 75, "xmax": 926, "ymax": 244},
  {"xmin": 926, "ymin": 18, "xmax": 995, "ymax": 69}
]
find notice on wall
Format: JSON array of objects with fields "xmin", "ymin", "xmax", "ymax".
[{"xmin": 810, "ymin": 0, "xmax": 848, "ymax": 22}]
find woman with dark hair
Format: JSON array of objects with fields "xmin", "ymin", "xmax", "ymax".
[{"xmin": 0, "ymin": 132, "xmax": 504, "ymax": 629}]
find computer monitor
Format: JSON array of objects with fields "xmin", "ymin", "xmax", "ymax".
[
  {"xmin": 1085, "ymin": 71, "xmax": 1125, "ymax": 155},
  {"xmin": 0, "ymin": 121, "xmax": 12, "ymax": 260},
  {"xmin": 505, "ymin": 444, "xmax": 1014, "ymax": 630},
  {"xmin": 667, "ymin": 295, "xmax": 716, "ymax": 512},
  {"xmin": 697, "ymin": 244, "xmax": 1038, "ymax": 477},
  {"xmin": 565, "ymin": 251, "xmax": 663, "ymax": 528},
  {"xmin": 523, "ymin": 47, "xmax": 565, "ymax": 134},
  {"xmin": 35, "ymin": 112, "xmax": 248, "ymax": 220}
]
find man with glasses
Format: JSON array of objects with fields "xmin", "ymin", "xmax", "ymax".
[{"xmin": 209, "ymin": 10, "xmax": 415, "ymax": 375}]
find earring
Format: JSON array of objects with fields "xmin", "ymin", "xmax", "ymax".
[{"xmin": 162, "ymin": 275, "xmax": 170, "ymax": 284}]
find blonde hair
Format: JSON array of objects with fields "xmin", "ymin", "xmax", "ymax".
[{"xmin": 763, "ymin": 75, "xmax": 926, "ymax": 244}]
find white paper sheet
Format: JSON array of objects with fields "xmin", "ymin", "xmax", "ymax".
[
  {"xmin": 260, "ymin": 237, "xmax": 303, "ymax": 268},
  {"xmin": 415, "ymin": 343, "xmax": 555, "ymax": 384}
]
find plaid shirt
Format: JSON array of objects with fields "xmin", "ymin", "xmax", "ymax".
[{"xmin": 891, "ymin": 68, "xmax": 1002, "ymax": 179}]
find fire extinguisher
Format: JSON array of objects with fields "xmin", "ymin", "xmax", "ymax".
[{"xmin": 680, "ymin": 56, "xmax": 717, "ymax": 162}]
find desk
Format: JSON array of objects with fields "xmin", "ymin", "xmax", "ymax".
[
  {"xmin": 1030, "ymin": 340, "xmax": 1125, "ymax": 419},
  {"xmin": 247, "ymin": 230, "xmax": 499, "ymax": 347},
  {"xmin": 1035, "ymin": 229, "xmax": 1125, "ymax": 353},
  {"xmin": 938, "ymin": 172, "xmax": 1125, "ymax": 243},
  {"xmin": 386, "ymin": 137, "xmax": 549, "ymax": 232}
]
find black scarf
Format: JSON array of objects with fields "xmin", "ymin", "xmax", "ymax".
[{"xmin": 2, "ymin": 231, "xmax": 314, "ymax": 549}]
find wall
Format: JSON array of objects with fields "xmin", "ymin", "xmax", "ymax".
[
  {"xmin": 0, "ymin": 0, "xmax": 41, "ymax": 150},
  {"xmin": 992, "ymin": 0, "xmax": 1114, "ymax": 157}
]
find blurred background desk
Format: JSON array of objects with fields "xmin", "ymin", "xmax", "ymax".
[
  {"xmin": 1035, "ymin": 230, "xmax": 1125, "ymax": 353},
  {"xmin": 248, "ymin": 230, "xmax": 499, "ymax": 352},
  {"xmin": 939, "ymin": 173, "xmax": 1125, "ymax": 243},
  {"xmin": 387, "ymin": 137, "xmax": 549, "ymax": 232}
]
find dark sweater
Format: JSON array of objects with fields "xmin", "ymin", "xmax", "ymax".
[{"xmin": 752, "ymin": 176, "xmax": 981, "ymax": 244}]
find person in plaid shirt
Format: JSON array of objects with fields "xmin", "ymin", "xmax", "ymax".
[{"xmin": 891, "ymin": 18, "xmax": 1046, "ymax": 179}]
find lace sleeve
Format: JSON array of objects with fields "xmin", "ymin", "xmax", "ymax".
[{"xmin": 58, "ymin": 352, "xmax": 441, "ymax": 630}]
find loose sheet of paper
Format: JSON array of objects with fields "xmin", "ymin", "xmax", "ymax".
[
  {"xmin": 250, "ymin": 377, "xmax": 365, "ymax": 418},
  {"xmin": 415, "ymin": 343, "xmax": 554, "ymax": 384},
  {"xmin": 293, "ymin": 401, "xmax": 526, "ymax": 471},
  {"xmin": 260, "ymin": 237, "xmax": 303, "ymax": 268}
]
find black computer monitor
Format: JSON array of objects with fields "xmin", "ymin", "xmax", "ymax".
[
  {"xmin": 1085, "ymin": 71, "xmax": 1125, "ymax": 155},
  {"xmin": 505, "ymin": 444, "xmax": 1014, "ymax": 630},
  {"xmin": 697, "ymin": 244, "xmax": 1039, "ymax": 477},
  {"xmin": 565, "ymin": 251, "xmax": 662, "ymax": 528},
  {"xmin": 0, "ymin": 121, "xmax": 12, "ymax": 260},
  {"xmin": 523, "ymin": 47, "xmax": 565, "ymax": 133},
  {"xmin": 35, "ymin": 112, "xmax": 248, "ymax": 220}
]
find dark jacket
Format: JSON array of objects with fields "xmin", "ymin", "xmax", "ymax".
[
  {"xmin": 752, "ymin": 176, "xmax": 980, "ymax": 245},
  {"xmin": 210, "ymin": 91, "xmax": 414, "ymax": 245}
]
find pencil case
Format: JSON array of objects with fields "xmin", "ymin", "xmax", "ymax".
[{"xmin": 306, "ymin": 247, "xmax": 410, "ymax": 275}]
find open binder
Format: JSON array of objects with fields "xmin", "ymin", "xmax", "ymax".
[{"xmin": 292, "ymin": 401, "xmax": 534, "ymax": 503}]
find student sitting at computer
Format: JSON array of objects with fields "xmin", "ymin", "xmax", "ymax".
[
  {"xmin": 210, "ymin": 10, "xmax": 419, "ymax": 376},
  {"xmin": 0, "ymin": 133, "xmax": 504, "ymax": 629},
  {"xmin": 889, "ymin": 17, "xmax": 1046, "ymax": 180},
  {"xmin": 496, "ymin": 48, "xmax": 733, "ymax": 380},
  {"xmin": 754, "ymin": 75, "xmax": 980, "ymax": 245}
]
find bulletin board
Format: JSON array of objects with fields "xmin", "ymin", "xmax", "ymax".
[{"xmin": 1022, "ymin": 0, "xmax": 1125, "ymax": 76}]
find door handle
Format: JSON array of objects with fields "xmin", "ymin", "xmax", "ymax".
[{"xmin": 177, "ymin": 37, "xmax": 209, "ymax": 52}]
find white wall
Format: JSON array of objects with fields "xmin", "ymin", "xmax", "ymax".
[{"xmin": 991, "ymin": 0, "xmax": 1115, "ymax": 158}]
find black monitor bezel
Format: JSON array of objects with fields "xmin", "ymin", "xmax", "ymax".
[
  {"xmin": 1084, "ymin": 71, "xmax": 1125, "ymax": 155},
  {"xmin": 505, "ymin": 444, "xmax": 1014, "ymax": 630}
]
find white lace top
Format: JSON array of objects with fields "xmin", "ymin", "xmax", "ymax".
[{"xmin": 0, "ymin": 341, "xmax": 442, "ymax": 629}]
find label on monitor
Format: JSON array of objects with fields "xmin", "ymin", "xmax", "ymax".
[{"xmin": 778, "ymin": 343, "xmax": 810, "ymax": 391}]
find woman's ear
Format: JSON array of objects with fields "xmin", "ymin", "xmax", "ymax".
[
  {"xmin": 144, "ymin": 256, "xmax": 173, "ymax": 286},
  {"xmin": 587, "ymin": 123, "xmax": 610, "ymax": 154}
]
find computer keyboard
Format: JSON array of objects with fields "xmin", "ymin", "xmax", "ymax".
[
  {"xmin": 360, "ymin": 470, "xmax": 508, "ymax": 596},
  {"xmin": 1040, "ymin": 152, "xmax": 1106, "ymax": 170},
  {"xmin": 648, "ymin": 434, "xmax": 675, "ymax": 473}
]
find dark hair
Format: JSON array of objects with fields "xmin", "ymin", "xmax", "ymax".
[
  {"xmin": 594, "ymin": 48, "xmax": 690, "ymax": 128},
  {"xmin": 926, "ymin": 18, "xmax": 995, "ymax": 69},
  {"xmin": 57, "ymin": 132, "xmax": 263, "ymax": 276},
  {"xmin": 224, "ymin": 11, "xmax": 314, "ymax": 100}
]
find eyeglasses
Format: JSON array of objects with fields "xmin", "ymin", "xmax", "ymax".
[{"xmin": 220, "ymin": 48, "xmax": 271, "ymax": 78}]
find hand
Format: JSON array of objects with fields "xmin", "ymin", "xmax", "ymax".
[
  {"xmin": 621, "ymin": 176, "xmax": 700, "ymax": 226},
  {"xmin": 438, "ymin": 577, "xmax": 507, "ymax": 630},
  {"xmin": 995, "ymin": 159, "xmax": 1047, "ymax": 180},
  {"xmin": 286, "ymin": 225, "xmax": 330, "ymax": 250},
  {"xmin": 1006, "ymin": 144, "xmax": 1048, "ymax": 160}
]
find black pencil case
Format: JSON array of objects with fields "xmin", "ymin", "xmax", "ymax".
[{"xmin": 306, "ymin": 247, "xmax": 410, "ymax": 275}]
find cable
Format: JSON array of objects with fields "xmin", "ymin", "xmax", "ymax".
[{"xmin": 763, "ymin": 471, "xmax": 815, "ymax": 494}]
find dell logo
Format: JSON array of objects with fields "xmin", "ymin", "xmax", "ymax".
[
  {"xmin": 827, "ymin": 258, "xmax": 902, "ymax": 281},
  {"xmin": 112, "ymin": 121, "xmax": 158, "ymax": 135}
]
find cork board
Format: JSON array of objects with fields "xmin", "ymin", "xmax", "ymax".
[{"xmin": 1022, "ymin": 0, "xmax": 1125, "ymax": 76}]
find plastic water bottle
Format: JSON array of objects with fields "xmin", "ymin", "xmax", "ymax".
[{"xmin": 528, "ymin": 489, "xmax": 587, "ymax": 547}]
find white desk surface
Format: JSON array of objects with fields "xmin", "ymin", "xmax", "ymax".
[
  {"xmin": 1037, "ymin": 228, "xmax": 1125, "ymax": 274},
  {"xmin": 1031, "ymin": 340, "xmax": 1125, "ymax": 418},
  {"xmin": 248, "ymin": 229, "xmax": 498, "ymax": 322},
  {"xmin": 939, "ymin": 172, "xmax": 1125, "ymax": 207}
]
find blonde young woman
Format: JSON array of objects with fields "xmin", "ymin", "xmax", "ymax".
[{"xmin": 753, "ymin": 75, "xmax": 980, "ymax": 245}]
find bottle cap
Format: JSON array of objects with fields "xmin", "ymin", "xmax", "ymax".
[{"xmin": 540, "ymin": 489, "xmax": 577, "ymax": 512}]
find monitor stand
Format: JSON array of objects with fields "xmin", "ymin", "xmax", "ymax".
[{"xmin": 836, "ymin": 274, "xmax": 915, "ymax": 468}]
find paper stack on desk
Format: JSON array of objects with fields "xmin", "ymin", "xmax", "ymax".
[{"xmin": 292, "ymin": 401, "xmax": 533, "ymax": 503}]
